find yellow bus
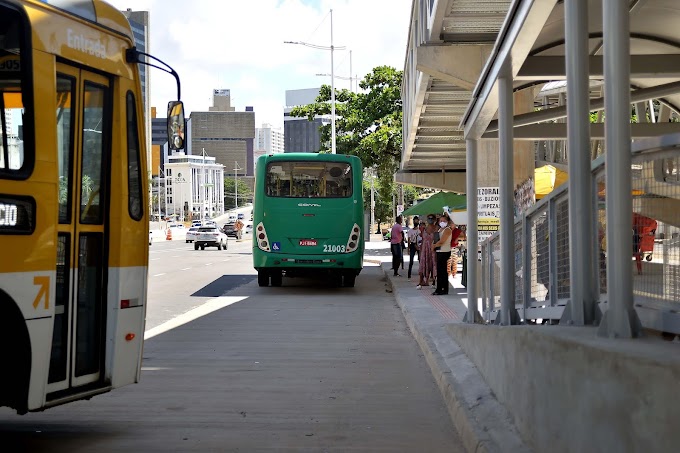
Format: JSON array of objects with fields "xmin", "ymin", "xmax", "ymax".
[{"xmin": 0, "ymin": 0, "xmax": 184, "ymax": 413}]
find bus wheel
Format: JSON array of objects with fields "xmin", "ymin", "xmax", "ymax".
[
  {"xmin": 194, "ymin": 243, "xmax": 199, "ymax": 251},
  {"xmin": 201, "ymin": 245, "xmax": 205, "ymax": 250},
  {"xmin": 344, "ymin": 273, "xmax": 356, "ymax": 288},
  {"xmin": 271, "ymin": 270, "xmax": 283, "ymax": 287},
  {"xmin": 258, "ymin": 270, "xmax": 269, "ymax": 287}
]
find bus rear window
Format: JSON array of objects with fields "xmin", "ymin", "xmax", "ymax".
[
  {"xmin": 266, "ymin": 161, "xmax": 352, "ymax": 198},
  {"xmin": 0, "ymin": 6, "xmax": 30, "ymax": 176}
]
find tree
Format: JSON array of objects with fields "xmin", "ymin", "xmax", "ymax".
[
  {"xmin": 224, "ymin": 178, "xmax": 252, "ymax": 210},
  {"xmin": 291, "ymin": 65, "xmax": 410, "ymax": 227}
]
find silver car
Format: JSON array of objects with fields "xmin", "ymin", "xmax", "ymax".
[{"xmin": 185, "ymin": 226, "xmax": 200, "ymax": 243}]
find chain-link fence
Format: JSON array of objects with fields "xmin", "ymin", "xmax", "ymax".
[{"xmin": 480, "ymin": 143, "xmax": 680, "ymax": 336}]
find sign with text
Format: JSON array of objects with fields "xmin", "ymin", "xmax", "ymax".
[{"xmin": 477, "ymin": 187, "xmax": 500, "ymax": 243}]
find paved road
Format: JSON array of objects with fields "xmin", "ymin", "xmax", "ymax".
[{"xmin": 0, "ymin": 241, "xmax": 464, "ymax": 452}]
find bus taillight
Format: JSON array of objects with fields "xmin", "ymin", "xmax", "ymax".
[
  {"xmin": 345, "ymin": 223, "xmax": 361, "ymax": 253},
  {"xmin": 256, "ymin": 222, "xmax": 271, "ymax": 252}
]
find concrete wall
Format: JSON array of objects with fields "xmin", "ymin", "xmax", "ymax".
[{"xmin": 447, "ymin": 324, "xmax": 680, "ymax": 453}]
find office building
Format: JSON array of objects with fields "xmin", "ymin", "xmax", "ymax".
[
  {"xmin": 190, "ymin": 89, "xmax": 255, "ymax": 178},
  {"xmin": 121, "ymin": 9, "xmax": 151, "ymax": 174},
  {"xmin": 284, "ymin": 88, "xmax": 328, "ymax": 153},
  {"xmin": 256, "ymin": 123, "xmax": 284, "ymax": 155}
]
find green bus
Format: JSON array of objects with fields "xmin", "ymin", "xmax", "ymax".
[{"xmin": 252, "ymin": 153, "xmax": 365, "ymax": 287}]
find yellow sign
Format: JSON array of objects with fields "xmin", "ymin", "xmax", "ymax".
[{"xmin": 33, "ymin": 276, "xmax": 50, "ymax": 310}]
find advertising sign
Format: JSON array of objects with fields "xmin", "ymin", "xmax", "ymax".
[{"xmin": 477, "ymin": 187, "xmax": 500, "ymax": 242}]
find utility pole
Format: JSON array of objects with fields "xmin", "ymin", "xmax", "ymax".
[{"xmin": 234, "ymin": 161, "xmax": 242, "ymax": 209}]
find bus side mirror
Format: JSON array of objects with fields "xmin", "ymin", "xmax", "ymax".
[{"xmin": 167, "ymin": 101, "xmax": 185, "ymax": 150}]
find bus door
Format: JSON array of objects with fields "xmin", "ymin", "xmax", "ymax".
[{"xmin": 48, "ymin": 64, "xmax": 110, "ymax": 393}]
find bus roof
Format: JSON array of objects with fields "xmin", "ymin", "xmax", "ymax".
[
  {"xmin": 29, "ymin": 0, "xmax": 133, "ymax": 40},
  {"xmin": 260, "ymin": 153, "xmax": 360, "ymax": 162}
]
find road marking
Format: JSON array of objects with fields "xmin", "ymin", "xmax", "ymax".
[
  {"xmin": 144, "ymin": 296, "xmax": 247, "ymax": 340},
  {"xmin": 205, "ymin": 263, "xmax": 213, "ymax": 266},
  {"xmin": 181, "ymin": 267, "xmax": 191, "ymax": 271},
  {"xmin": 222, "ymin": 259, "xmax": 230, "ymax": 262},
  {"xmin": 153, "ymin": 273, "xmax": 166, "ymax": 277}
]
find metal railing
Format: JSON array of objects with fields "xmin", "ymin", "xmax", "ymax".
[{"xmin": 481, "ymin": 135, "xmax": 680, "ymax": 336}]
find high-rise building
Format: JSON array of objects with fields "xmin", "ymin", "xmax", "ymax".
[
  {"xmin": 255, "ymin": 123, "xmax": 284, "ymax": 155},
  {"xmin": 191, "ymin": 89, "xmax": 255, "ymax": 178},
  {"xmin": 121, "ymin": 9, "xmax": 153, "ymax": 208},
  {"xmin": 284, "ymin": 88, "xmax": 328, "ymax": 153}
]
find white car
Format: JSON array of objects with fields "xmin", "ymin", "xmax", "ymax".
[
  {"xmin": 194, "ymin": 226, "xmax": 228, "ymax": 250},
  {"xmin": 185, "ymin": 226, "xmax": 200, "ymax": 243}
]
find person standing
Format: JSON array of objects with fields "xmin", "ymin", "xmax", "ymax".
[
  {"xmin": 390, "ymin": 215, "xmax": 404, "ymax": 276},
  {"xmin": 407, "ymin": 217, "xmax": 421, "ymax": 279},
  {"xmin": 431, "ymin": 211, "xmax": 453, "ymax": 295},
  {"xmin": 417, "ymin": 214, "xmax": 437, "ymax": 289}
]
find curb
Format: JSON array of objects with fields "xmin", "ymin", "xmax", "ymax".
[{"xmin": 383, "ymin": 265, "xmax": 530, "ymax": 453}]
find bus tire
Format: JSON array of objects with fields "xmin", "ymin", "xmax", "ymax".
[
  {"xmin": 0, "ymin": 291, "xmax": 30, "ymax": 414},
  {"xmin": 194, "ymin": 243, "xmax": 199, "ymax": 250},
  {"xmin": 271, "ymin": 270, "xmax": 283, "ymax": 287},
  {"xmin": 258, "ymin": 270, "xmax": 269, "ymax": 287},
  {"xmin": 344, "ymin": 273, "xmax": 356, "ymax": 288},
  {"xmin": 201, "ymin": 245, "xmax": 205, "ymax": 250}
]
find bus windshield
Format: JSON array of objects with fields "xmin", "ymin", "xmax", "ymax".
[
  {"xmin": 0, "ymin": 7, "xmax": 27, "ymax": 172},
  {"xmin": 265, "ymin": 161, "xmax": 352, "ymax": 198}
]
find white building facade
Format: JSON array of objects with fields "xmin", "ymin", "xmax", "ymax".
[
  {"xmin": 255, "ymin": 123, "xmax": 284, "ymax": 155},
  {"xmin": 164, "ymin": 153, "xmax": 225, "ymax": 220}
]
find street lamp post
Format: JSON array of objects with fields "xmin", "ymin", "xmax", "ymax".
[
  {"xmin": 284, "ymin": 9, "xmax": 345, "ymax": 154},
  {"xmin": 234, "ymin": 161, "xmax": 242, "ymax": 209}
]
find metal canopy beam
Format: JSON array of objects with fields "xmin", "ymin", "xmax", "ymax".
[
  {"xmin": 517, "ymin": 55, "xmax": 680, "ymax": 80},
  {"xmin": 481, "ymin": 122, "xmax": 680, "ymax": 139},
  {"xmin": 485, "ymin": 80, "xmax": 680, "ymax": 132}
]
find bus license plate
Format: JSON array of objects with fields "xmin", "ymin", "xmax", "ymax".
[{"xmin": 299, "ymin": 239, "xmax": 317, "ymax": 246}]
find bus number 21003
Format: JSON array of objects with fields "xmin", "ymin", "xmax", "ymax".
[{"xmin": 323, "ymin": 244, "xmax": 346, "ymax": 253}]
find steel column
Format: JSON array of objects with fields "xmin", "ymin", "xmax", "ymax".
[
  {"xmin": 564, "ymin": 0, "xmax": 597, "ymax": 325},
  {"xmin": 498, "ymin": 58, "xmax": 518, "ymax": 325},
  {"xmin": 465, "ymin": 139, "xmax": 482, "ymax": 323},
  {"xmin": 599, "ymin": 0, "xmax": 642, "ymax": 338}
]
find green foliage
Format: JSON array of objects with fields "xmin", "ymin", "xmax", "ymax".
[
  {"xmin": 291, "ymin": 65, "xmax": 407, "ymax": 221},
  {"xmin": 224, "ymin": 178, "xmax": 252, "ymax": 209}
]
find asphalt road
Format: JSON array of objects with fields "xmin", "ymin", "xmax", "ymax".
[{"xmin": 0, "ymin": 239, "xmax": 464, "ymax": 452}]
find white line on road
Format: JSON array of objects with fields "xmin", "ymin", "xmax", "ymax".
[
  {"xmin": 205, "ymin": 263, "xmax": 213, "ymax": 266},
  {"xmin": 222, "ymin": 259, "xmax": 230, "ymax": 262},
  {"xmin": 181, "ymin": 267, "xmax": 191, "ymax": 271},
  {"xmin": 144, "ymin": 296, "xmax": 247, "ymax": 340},
  {"xmin": 153, "ymin": 273, "xmax": 166, "ymax": 277}
]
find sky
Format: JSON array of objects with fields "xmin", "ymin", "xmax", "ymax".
[{"xmin": 107, "ymin": 0, "xmax": 412, "ymax": 129}]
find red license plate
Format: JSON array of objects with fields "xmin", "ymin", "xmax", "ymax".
[{"xmin": 299, "ymin": 239, "xmax": 317, "ymax": 246}]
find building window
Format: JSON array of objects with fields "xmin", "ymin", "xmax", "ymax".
[{"xmin": 126, "ymin": 91, "xmax": 143, "ymax": 220}]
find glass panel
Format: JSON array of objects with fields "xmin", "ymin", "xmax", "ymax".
[
  {"xmin": 49, "ymin": 234, "xmax": 70, "ymax": 383},
  {"xmin": 0, "ymin": 6, "xmax": 29, "ymax": 173},
  {"xmin": 80, "ymin": 82, "xmax": 107, "ymax": 224},
  {"xmin": 75, "ymin": 233, "xmax": 103, "ymax": 377},
  {"xmin": 57, "ymin": 76, "xmax": 75, "ymax": 223},
  {"xmin": 265, "ymin": 161, "xmax": 352, "ymax": 198},
  {"xmin": 126, "ymin": 92, "xmax": 143, "ymax": 220}
]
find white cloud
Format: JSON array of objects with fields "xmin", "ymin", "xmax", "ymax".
[{"xmin": 107, "ymin": 0, "xmax": 411, "ymax": 128}]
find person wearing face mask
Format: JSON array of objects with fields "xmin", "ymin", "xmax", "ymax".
[
  {"xmin": 430, "ymin": 211, "xmax": 453, "ymax": 295},
  {"xmin": 417, "ymin": 214, "xmax": 437, "ymax": 289}
]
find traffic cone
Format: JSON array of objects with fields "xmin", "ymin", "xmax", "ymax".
[{"xmin": 166, "ymin": 228, "xmax": 172, "ymax": 240}]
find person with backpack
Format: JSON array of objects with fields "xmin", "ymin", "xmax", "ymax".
[{"xmin": 430, "ymin": 211, "xmax": 455, "ymax": 295}]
